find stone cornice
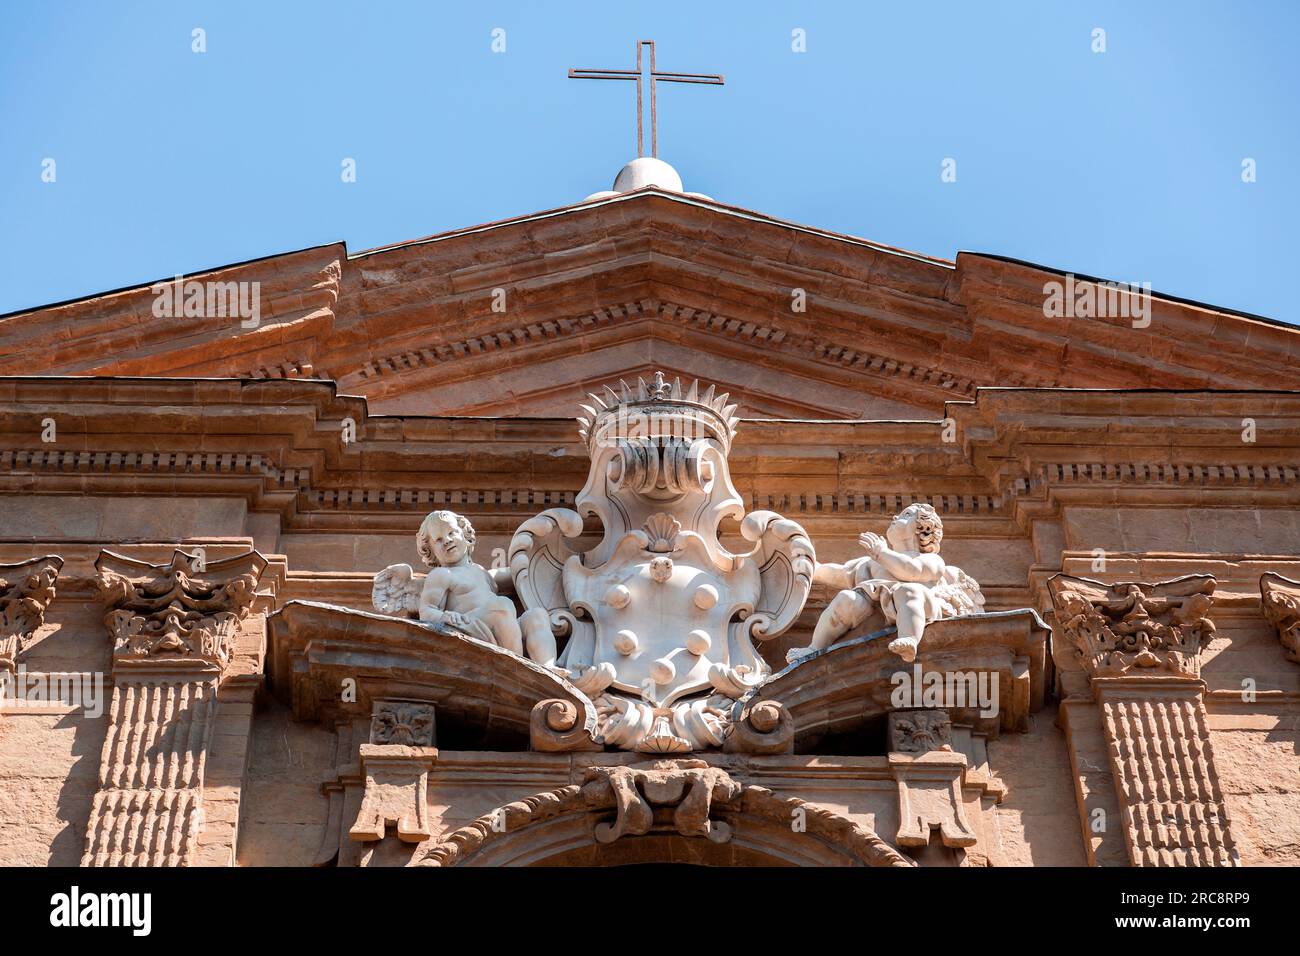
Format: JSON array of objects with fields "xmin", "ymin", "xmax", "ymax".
[
  {"xmin": 337, "ymin": 297, "xmax": 981, "ymax": 416},
  {"xmin": 0, "ymin": 245, "xmax": 345, "ymax": 378},
  {"xmin": 3, "ymin": 379, "xmax": 1299, "ymax": 534}
]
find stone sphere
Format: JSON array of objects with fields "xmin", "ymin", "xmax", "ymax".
[
  {"xmin": 613, "ymin": 629, "xmax": 639, "ymax": 655},
  {"xmin": 650, "ymin": 657, "xmax": 676, "ymax": 683},
  {"xmin": 612, "ymin": 157, "xmax": 684, "ymax": 193}
]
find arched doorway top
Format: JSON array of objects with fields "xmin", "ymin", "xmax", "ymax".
[{"xmin": 409, "ymin": 759, "xmax": 913, "ymax": 868}]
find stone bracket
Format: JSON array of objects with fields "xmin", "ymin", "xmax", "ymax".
[
  {"xmin": 350, "ymin": 744, "xmax": 439, "ymax": 844},
  {"xmin": 888, "ymin": 751, "xmax": 979, "ymax": 848}
]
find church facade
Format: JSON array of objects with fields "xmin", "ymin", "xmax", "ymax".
[{"xmin": 1, "ymin": 160, "xmax": 1298, "ymax": 867}]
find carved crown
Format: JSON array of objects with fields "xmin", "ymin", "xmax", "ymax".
[{"xmin": 576, "ymin": 371, "xmax": 742, "ymax": 453}]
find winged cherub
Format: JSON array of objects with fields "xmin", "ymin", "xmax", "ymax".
[
  {"xmin": 785, "ymin": 503, "xmax": 985, "ymax": 664},
  {"xmin": 372, "ymin": 510, "xmax": 525, "ymax": 654}
]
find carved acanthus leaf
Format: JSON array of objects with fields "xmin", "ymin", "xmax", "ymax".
[
  {"xmin": 0, "ymin": 555, "xmax": 64, "ymax": 666},
  {"xmin": 95, "ymin": 549, "xmax": 267, "ymax": 670},
  {"xmin": 370, "ymin": 700, "xmax": 436, "ymax": 746},
  {"xmin": 1047, "ymin": 574, "xmax": 1216, "ymax": 681},
  {"xmin": 888, "ymin": 709, "xmax": 953, "ymax": 754},
  {"xmin": 1260, "ymin": 573, "xmax": 1300, "ymax": 664}
]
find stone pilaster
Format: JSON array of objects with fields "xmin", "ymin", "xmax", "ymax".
[
  {"xmin": 1049, "ymin": 573, "xmax": 1238, "ymax": 867},
  {"xmin": 83, "ymin": 549, "xmax": 267, "ymax": 867},
  {"xmin": 1260, "ymin": 573, "xmax": 1300, "ymax": 664}
]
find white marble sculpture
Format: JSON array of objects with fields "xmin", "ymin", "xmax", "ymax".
[
  {"xmin": 509, "ymin": 372, "xmax": 816, "ymax": 753},
  {"xmin": 372, "ymin": 510, "xmax": 531, "ymax": 654},
  {"xmin": 785, "ymin": 503, "xmax": 984, "ymax": 664}
]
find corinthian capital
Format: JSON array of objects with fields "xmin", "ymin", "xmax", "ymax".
[
  {"xmin": 95, "ymin": 549, "xmax": 267, "ymax": 673},
  {"xmin": 1047, "ymin": 574, "xmax": 1216, "ymax": 683},
  {"xmin": 1260, "ymin": 573, "xmax": 1300, "ymax": 664},
  {"xmin": 0, "ymin": 556, "xmax": 64, "ymax": 668}
]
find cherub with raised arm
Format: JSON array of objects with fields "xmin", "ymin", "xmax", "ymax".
[
  {"xmin": 785, "ymin": 503, "xmax": 985, "ymax": 664},
  {"xmin": 372, "ymin": 510, "xmax": 526, "ymax": 655}
]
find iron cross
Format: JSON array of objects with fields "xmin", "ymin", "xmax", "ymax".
[{"xmin": 569, "ymin": 40, "xmax": 724, "ymax": 158}]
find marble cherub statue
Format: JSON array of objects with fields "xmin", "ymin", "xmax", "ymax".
[
  {"xmin": 785, "ymin": 503, "xmax": 985, "ymax": 664},
  {"xmin": 372, "ymin": 510, "xmax": 526, "ymax": 655}
]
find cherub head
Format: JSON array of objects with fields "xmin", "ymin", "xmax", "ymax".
[
  {"xmin": 416, "ymin": 510, "xmax": 476, "ymax": 567},
  {"xmin": 885, "ymin": 504, "xmax": 943, "ymax": 554}
]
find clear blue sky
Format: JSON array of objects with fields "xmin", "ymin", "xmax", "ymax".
[{"xmin": 2, "ymin": 1, "xmax": 1296, "ymax": 321}]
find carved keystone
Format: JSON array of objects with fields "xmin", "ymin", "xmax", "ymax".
[{"xmin": 580, "ymin": 759, "xmax": 742, "ymax": 844}]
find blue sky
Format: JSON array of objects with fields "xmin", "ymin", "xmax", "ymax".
[{"xmin": 2, "ymin": 1, "xmax": 1296, "ymax": 321}]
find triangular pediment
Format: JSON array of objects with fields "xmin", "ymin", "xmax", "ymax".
[{"xmin": 3, "ymin": 190, "xmax": 1298, "ymax": 417}]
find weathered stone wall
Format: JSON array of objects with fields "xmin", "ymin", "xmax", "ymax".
[
  {"xmin": 987, "ymin": 703, "xmax": 1088, "ymax": 866},
  {"xmin": 0, "ymin": 600, "xmax": 108, "ymax": 865}
]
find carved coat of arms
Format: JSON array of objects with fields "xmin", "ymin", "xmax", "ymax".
[{"xmin": 509, "ymin": 373, "xmax": 815, "ymax": 752}]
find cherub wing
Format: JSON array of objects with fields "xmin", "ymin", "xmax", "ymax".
[
  {"xmin": 736, "ymin": 510, "xmax": 816, "ymax": 642},
  {"xmin": 936, "ymin": 564, "xmax": 987, "ymax": 616},
  {"xmin": 372, "ymin": 563, "xmax": 420, "ymax": 617}
]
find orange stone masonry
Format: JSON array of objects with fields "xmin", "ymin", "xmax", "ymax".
[{"xmin": 1, "ymin": 186, "xmax": 1298, "ymax": 867}]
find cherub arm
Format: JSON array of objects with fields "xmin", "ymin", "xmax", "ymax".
[
  {"xmin": 860, "ymin": 533, "xmax": 945, "ymax": 583},
  {"xmin": 417, "ymin": 568, "xmax": 455, "ymax": 625},
  {"xmin": 811, "ymin": 555, "xmax": 869, "ymax": 590}
]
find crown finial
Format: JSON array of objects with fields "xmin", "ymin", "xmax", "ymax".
[{"xmin": 576, "ymin": 371, "xmax": 742, "ymax": 450}]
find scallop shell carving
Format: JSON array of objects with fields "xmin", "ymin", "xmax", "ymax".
[{"xmin": 642, "ymin": 513, "xmax": 682, "ymax": 553}]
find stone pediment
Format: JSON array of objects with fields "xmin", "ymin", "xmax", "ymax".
[
  {"xmin": 267, "ymin": 600, "xmax": 597, "ymax": 750},
  {"xmin": 4, "ymin": 190, "xmax": 1299, "ymax": 421},
  {"xmin": 735, "ymin": 609, "xmax": 1050, "ymax": 749}
]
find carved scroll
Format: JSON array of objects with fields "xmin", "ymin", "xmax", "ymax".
[
  {"xmin": 724, "ymin": 699, "xmax": 794, "ymax": 754},
  {"xmin": 83, "ymin": 549, "xmax": 266, "ymax": 867}
]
